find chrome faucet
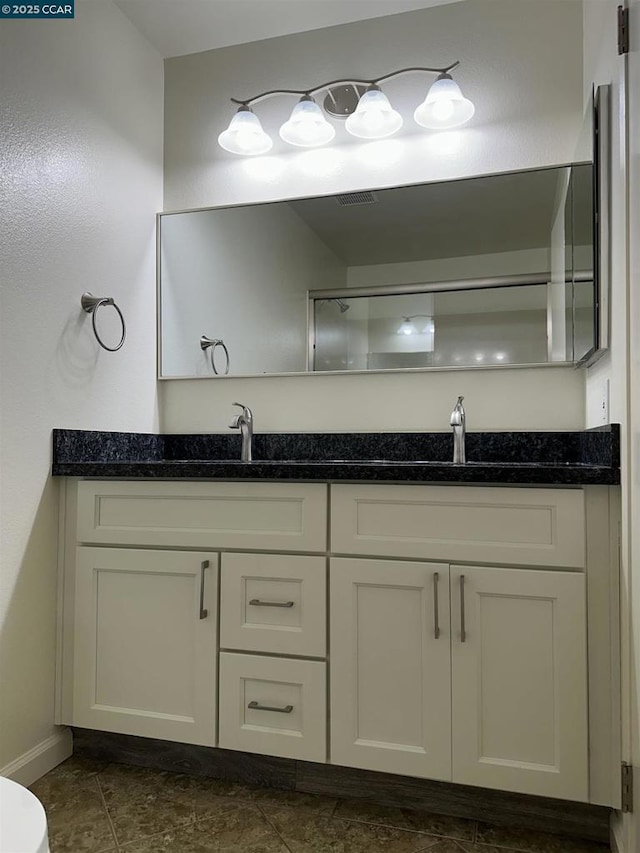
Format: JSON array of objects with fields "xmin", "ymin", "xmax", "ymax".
[
  {"xmin": 229, "ymin": 402, "xmax": 253, "ymax": 462},
  {"xmin": 450, "ymin": 396, "xmax": 466, "ymax": 464}
]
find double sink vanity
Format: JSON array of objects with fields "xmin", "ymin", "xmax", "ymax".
[{"xmin": 53, "ymin": 423, "xmax": 621, "ymax": 839}]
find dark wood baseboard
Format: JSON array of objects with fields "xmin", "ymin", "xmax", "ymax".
[{"xmin": 71, "ymin": 728, "xmax": 610, "ymax": 844}]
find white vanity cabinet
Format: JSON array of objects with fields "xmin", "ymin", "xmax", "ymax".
[{"xmin": 57, "ymin": 478, "xmax": 620, "ymax": 808}]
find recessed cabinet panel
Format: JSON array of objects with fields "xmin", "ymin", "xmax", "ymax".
[
  {"xmin": 220, "ymin": 553, "xmax": 326, "ymax": 656},
  {"xmin": 330, "ymin": 485, "xmax": 585, "ymax": 568},
  {"xmin": 94, "ymin": 570, "xmax": 196, "ymax": 717},
  {"xmin": 76, "ymin": 481, "xmax": 327, "ymax": 552},
  {"xmin": 73, "ymin": 548, "xmax": 218, "ymax": 745},
  {"xmin": 219, "ymin": 653, "xmax": 326, "ymax": 762},
  {"xmin": 451, "ymin": 565, "xmax": 588, "ymax": 801},
  {"xmin": 330, "ymin": 558, "xmax": 451, "ymax": 780}
]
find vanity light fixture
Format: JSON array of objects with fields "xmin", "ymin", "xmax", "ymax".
[
  {"xmin": 218, "ymin": 61, "xmax": 474, "ymax": 155},
  {"xmin": 217, "ymin": 105, "xmax": 273, "ymax": 155},
  {"xmin": 397, "ymin": 314, "xmax": 435, "ymax": 336},
  {"xmin": 345, "ymin": 85, "xmax": 403, "ymax": 140},
  {"xmin": 279, "ymin": 95, "xmax": 336, "ymax": 147},
  {"xmin": 397, "ymin": 317, "xmax": 418, "ymax": 336}
]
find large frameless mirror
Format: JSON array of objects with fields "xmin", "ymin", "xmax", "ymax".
[{"xmin": 158, "ymin": 162, "xmax": 600, "ymax": 379}]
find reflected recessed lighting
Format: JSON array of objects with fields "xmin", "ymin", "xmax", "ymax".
[
  {"xmin": 495, "ymin": 352, "xmax": 506, "ymax": 361},
  {"xmin": 474, "ymin": 354, "xmax": 484, "ymax": 362}
]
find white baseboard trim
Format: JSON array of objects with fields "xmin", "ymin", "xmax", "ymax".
[{"xmin": 0, "ymin": 727, "xmax": 72, "ymax": 787}]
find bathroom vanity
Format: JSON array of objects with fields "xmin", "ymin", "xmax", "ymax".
[{"xmin": 53, "ymin": 427, "xmax": 622, "ymax": 831}]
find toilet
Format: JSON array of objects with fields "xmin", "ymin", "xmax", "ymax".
[{"xmin": 0, "ymin": 777, "xmax": 50, "ymax": 853}]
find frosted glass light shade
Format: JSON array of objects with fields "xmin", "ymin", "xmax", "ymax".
[
  {"xmin": 422, "ymin": 318, "xmax": 435, "ymax": 352},
  {"xmin": 414, "ymin": 74, "xmax": 475, "ymax": 129},
  {"xmin": 345, "ymin": 87, "xmax": 403, "ymax": 140},
  {"xmin": 397, "ymin": 318, "xmax": 417, "ymax": 336},
  {"xmin": 218, "ymin": 107, "xmax": 273, "ymax": 155},
  {"xmin": 279, "ymin": 97, "xmax": 336, "ymax": 147}
]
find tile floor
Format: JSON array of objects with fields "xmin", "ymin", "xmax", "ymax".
[{"xmin": 29, "ymin": 757, "xmax": 610, "ymax": 853}]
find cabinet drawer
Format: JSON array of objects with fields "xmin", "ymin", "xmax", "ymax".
[
  {"xmin": 75, "ymin": 481, "xmax": 327, "ymax": 552},
  {"xmin": 220, "ymin": 553, "xmax": 326, "ymax": 657},
  {"xmin": 218, "ymin": 653, "xmax": 326, "ymax": 762},
  {"xmin": 331, "ymin": 484, "xmax": 585, "ymax": 568}
]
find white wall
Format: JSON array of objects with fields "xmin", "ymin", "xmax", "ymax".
[
  {"xmin": 161, "ymin": 205, "xmax": 345, "ymax": 376},
  {"xmin": 160, "ymin": 0, "xmax": 586, "ymax": 433},
  {"xmin": 161, "ymin": 366, "xmax": 584, "ymax": 433},
  {"xmin": 0, "ymin": 1, "xmax": 163, "ymax": 777}
]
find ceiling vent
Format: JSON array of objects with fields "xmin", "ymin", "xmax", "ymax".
[{"xmin": 336, "ymin": 191, "xmax": 378, "ymax": 206}]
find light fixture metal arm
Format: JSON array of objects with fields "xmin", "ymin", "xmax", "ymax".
[
  {"xmin": 372, "ymin": 61, "xmax": 460, "ymax": 85},
  {"xmin": 229, "ymin": 61, "xmax": 461, "ymax": 107}
]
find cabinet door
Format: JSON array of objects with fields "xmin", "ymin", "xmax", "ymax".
[
  {"xmin": 330, "ymin": 558, "xmax": 451, "ymax": 780},
  {"xmin": 73, "ymin": 547, "xmax": 218, "ymax": 745},
  {"xmin": 451, "ymin": 566, "xmax": 588, "ymax": 801}
]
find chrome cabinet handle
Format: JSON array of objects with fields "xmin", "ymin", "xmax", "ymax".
[
  {"xmin": 249, "ymin": 599, "xmax": 295, "ymax": 608},
  {"xmin": 460, "ymin": 574, "xmax": 466, "ymax": 642},
  {"xmin": 248, "ymin": 701, "xmax": 294, "ymax": 714},
  {"xmin": 433, "ymin": 572, "xmax": 440, "ymax": 639},
  {"xmin": 199, "ymin": 560, "xmax": 209, "ymax": 620}
]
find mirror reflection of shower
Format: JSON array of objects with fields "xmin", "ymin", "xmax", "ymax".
[
  {"xmin": 314, "ymin": 297, "xmax": 359, "ymax": 371},
  {"xmin": 321, "ymin": 298, "xmax": 351, "ymax": 313}
]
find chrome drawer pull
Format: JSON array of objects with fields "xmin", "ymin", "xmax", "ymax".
[
  {"xmin": 249, "ymin": 599, "xmax": 295, "ymax": 608},
  {"xmin": 460, "ymin": 574, "xmax": 466, "ymax": 642},
  {"xmin": 433, "ymin": 572, "xmax": 440, "ymax": 639},
  {"xmin": 199, "ymin": 561, "xmax": 209, "ymax": 620},
  {"xmin": 248, "ymin": 701, "xmax": 294, "ymax": 714}
]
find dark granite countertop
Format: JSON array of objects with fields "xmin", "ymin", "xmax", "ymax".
[{"xmin": 51, "ymin": 426, "xmax": 620, "ymax": 486}]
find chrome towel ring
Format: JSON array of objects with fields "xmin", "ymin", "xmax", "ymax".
[
  {"xmin": 200, "ymin": 335, "xmax": 230, "ymax": 375},
  {"xmin": 81, "ymin": 292, "xmax": 126, "ymax": 352}
]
